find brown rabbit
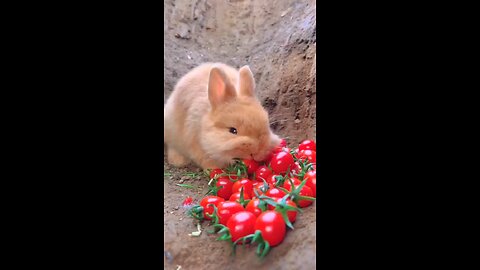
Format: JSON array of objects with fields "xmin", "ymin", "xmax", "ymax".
[{"xmin": 164, "ymin": 63, "xmax": 281, "ymax": 170}]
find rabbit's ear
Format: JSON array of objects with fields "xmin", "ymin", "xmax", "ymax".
[
  {"xmin": 208, "ymin": 67, "xmax": 237, "ymax": 109},
  {"xmin": 239, "ymin": 65, "xmax": 256, "ymax": 97}
]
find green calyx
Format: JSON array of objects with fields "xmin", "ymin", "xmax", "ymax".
[
  {"xmin": 237, "ymin": 186, "xmax": 251, "ymax": 207},
  {"xmin": 225, "ymin": 159, "xmax": 248, "ymax": 179},
  {"xmin": 186, "ymin": 205, "xmax": 204, "ymax": 221},
  {"xmin": 255, "ymin": 194, "xmax": 302, "ymax": 230},
  {"xmin": 211, "ymin": 223, "xmax": 233, "ymax": 245},
  {"xmin": 279, "ymin": 178, "xmax": 316, "ymax": 206},
  {"xmin": 233, "ymin": 230, "xmax": 270, "ymax": 259},
  {"xmin": 295, "ymin": 159, "xmax": 315, "ymax": 179},
  {"xmin": 205, "ymin": 204, "xmax": 221, "ymax": 226},
  {"xmin": 274, "ymin": 174, "xmax": 289, "ymax": 187},
  {"xmin": 205, "ymin": 177, "xmax": 220, "ymax": 196},
  {"xmin": 274, "ymin": 194, "xmax": 302, "ymax": 230}
]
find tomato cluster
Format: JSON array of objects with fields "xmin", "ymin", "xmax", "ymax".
[{"xmin": 187, "ymin": 138, "xmax": 317, "ymax": 258}]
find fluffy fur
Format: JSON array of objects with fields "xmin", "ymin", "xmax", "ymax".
[{"xmin": 164, "ymin": 63, "xmax": 281, "ymax": 169}]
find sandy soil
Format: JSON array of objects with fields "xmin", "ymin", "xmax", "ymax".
[{"xmin": 164, "ymin": 0, "xmax": 316, "ymax": 269}]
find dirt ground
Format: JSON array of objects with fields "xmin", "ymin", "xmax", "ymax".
[{"xmin": 164, "ymin": 0, "xmax": 316, "ymax": 269}]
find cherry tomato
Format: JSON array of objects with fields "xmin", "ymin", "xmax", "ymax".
[
  {"xmin": 243, "ymin": 159, "xmax": 259, "ymax": 175},
  {"xmin": 210, "ymin": 168, "xmax": 224, "ymax": 179},
  {"xmin": 245, "ymin": 198, "xmax": 264, "ymax": 217},
  {"xmin": 273, "ymin": 146, "xmax": 291, "ymax": 155},
  {"xmin": 298, "ymin": 139, "xmax": 316, "ymax": 151},
  {"xmin": 216, "ymin": 176, "xmax": 234, "ymax": 200},
  {"xmin": 271, "ymin": 151, "xmax": 295, "ymax": 174},
  {"xmin": 297, "ymin": 149, "xmax": 316, "ymax": 164},
  {"xmin": 199, "ymin": 196, "xmax": 225, "ymax": 220},
  {"xmin": 291, "ymin": 162, "xmax": 302, "ymax": 175},
  {"xmin": 217, "ymin": 201, "xmax": 244, "ymax": 225},
  {"xmin": 267, "ymin": 198, "xmax": 298, "ymax": 223},
  {"xmin": 232, "ymin": 178, "xmax": 254, "ymax": 198},
  {"xmin": 252, "ymin": 181, "xmax": 268, "ymax": 197},
  {"xmin": 226, "ymin": 174, "xmax": 238, "ymax": 181},
  {"xmin": 270, "ymin": 139, "xmax": 289, "ymax": 159},
  {"xmin": 282, "ymin": 177, "xmax": 301, "ymax": 192},
  {"xmin": 304, "ymin": 170, "xmax": 316, "ymax": 197},
  {"xmin": 272, "ymin": 145, "xmax": 284, "ymax": 154},
  {"xmin": 265, "ymin": 187, "xmax": 286, "ymax": 199},
  {"xmin": 229, "ymin": 191, "xmax": 251, "ymax": 202},
  {"xmin": 254, "ymin": 165, "xmax": 273, "ymax": 182},
  {"xmin": 182, "ymin": 196, "xmax": 193, "ymax": 207},
  {"xmin": 254, "ymin": 210, "xmax": 286, "ymax": 247},
  {"xmin": 227, "ymin": 211, "xmax": 257, "ymax": 242},
  {"xmin": 294, "ymin": 184, "xmax": 314, "ymax": 208},
  {"xmin": 267, "ymin": 174, "xmax": 281, "ymax": 186}
]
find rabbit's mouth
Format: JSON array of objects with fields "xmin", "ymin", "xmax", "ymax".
[{"xmin": 250, "ymin": 154, "xmax": 263, "ymax": 162}]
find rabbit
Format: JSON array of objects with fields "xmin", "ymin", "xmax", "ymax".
[{"xmin": 164, "ymin": 62, "xmax": 281, "ymax": 170}]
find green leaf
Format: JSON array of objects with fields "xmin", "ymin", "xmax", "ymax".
[{"xmin": 176, "ymin": 184, "xmax": 196, "ymax": 189}]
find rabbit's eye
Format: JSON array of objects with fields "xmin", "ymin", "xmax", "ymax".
[{"xmin": 229, "ymin": 127, "xmax": 238, "ymax": 135}]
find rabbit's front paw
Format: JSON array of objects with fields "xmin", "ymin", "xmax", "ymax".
[{"xmin": 167, "ymin": 147, "xmax": 189, "ymax": 167}]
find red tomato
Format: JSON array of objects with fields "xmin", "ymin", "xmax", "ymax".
[
  {"xmin": 294, "ymin": 184, "xmax": 314, "ymax": 208},
  {"xmin": 282, "ymin": 177, "xmax": 301, "ymax": 191},
  {"xmin": 254, "ymin": 211, "xmax": 286, "ymax": 247},
  {"xmin": 231, "ymin": 178, "xmax": 254, "ymax": 198},
  {"xmin": 254, "ymin": 165, "xmax": 273, "ymax": 182},
  {"xmin": 243, "ymin": 159, "xmax": 259, "ymax": 175},
  {"xmin": 252, "ymin": 181, "xmax": 268, "ymax": 197},
  {"xmin": 272, "ymin": 139, "xmax": 288, "ymax": 154},
  {"xmin": 216, "ymin": 176, "xmax": 234, "ymax": 200},
  {"xmin": 199, "ymin": 196, "xmax": 225, "ymax": 220},
  {"xmin": 291, "ymin": 162, "xmax": 302, "ymax": 175},
  {"xmin": 298, "ymin": 139, "xmax": 316, "ymax": 151},
  {"xmin": 229, "ymin": 191, "xmax": 251, "ymax": 202},
  {"xmin": 271, "ymin": 151, "xmax": 295, "ymax": 174},
  {"xmin": 182, "ymin": 196, "xmax": 193, "ymax": 207},
  {"xmin": 227, "ymin": 174, "xmax": 238, "ymax": 181},
  {"xmin": 245, "ymin": 198, "xmax": 264, "ymax": 217},
  {"xmin": 265, "ymin": 187, "xmax": 286, "ymax": 199},
  {"xmin": 272, "ymin": 145, "xmax": 283, "ymax": 154},
  {"xmin": 210, "ymin": 168, "xmax": 224, "ymax": 179},
  {"xmin": 227, "ymin": 211, "xmax": 257, "ymax": 242},
  {"xmin": 267, "ymin": 174, "xmax": 281, "ymax": 186},
  {"xmin": 217, "ymin": 201, "xmax": 244, "ymax": 225},
  {"xmin": 267, "ymin": 198, "xmax": 298, "ymax": 223},
  {"xmin": 304, "ymin": 170, "xmax": 316, "ymax": 197},
  {"xmin": 297, "ymin": 150, "xmax": 316, "ymax": 164},
  {"xmin": 273, "ymin": 146, "xmax": 291, "ymax": 155}
]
